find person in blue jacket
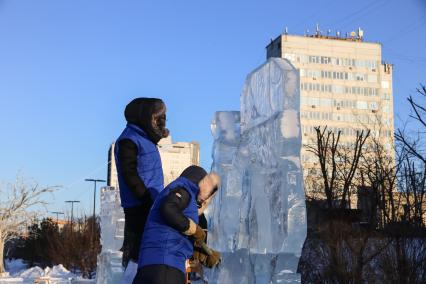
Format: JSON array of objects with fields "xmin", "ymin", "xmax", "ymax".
[
  {"xmin": 115, "ymin": 98, "xmax": 169, "ymax": 276},
  {"xmin": 133, "ymin": 165, "xmax": 221, "ymax": 284}
]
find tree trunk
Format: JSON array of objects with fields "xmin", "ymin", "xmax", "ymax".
[{"xmin": 0, "ymin": 237, "xmax": 5, "ymax": 274}]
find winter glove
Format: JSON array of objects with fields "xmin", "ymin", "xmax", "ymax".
[
  {"xmin": 183, "ymin": 218, "xmax": 206, "ymax": 242},
  {"xmin": 193, "ymin": 244, "xmax": 221, "ymax": 268},
  {"xmin": 193, "ymin": 249, "xmax": 208, "ymax": 264},
  {"xmin": 205, "ymin": 249, "xmax": 221, "ymax": 268}
]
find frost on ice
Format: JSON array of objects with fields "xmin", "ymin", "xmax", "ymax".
[
  {"xmin": 95, "ymin": 186, "xmax": 125, "ymax": 284},
  {"xmin": 207, "ymin": 58, "xmax": 307, "ymax": 283}
]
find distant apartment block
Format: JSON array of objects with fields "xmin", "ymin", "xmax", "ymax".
[
  {"xmin": 266, "ymin": 29, "xmax": 394, "ymax": 188},
  {"xmin": 107, "ymin": 136, "xmax": 200, "ymax": 189},
  {"xmin": 157, "ymin": 136, "xmax": 200, "ymax": 186}
]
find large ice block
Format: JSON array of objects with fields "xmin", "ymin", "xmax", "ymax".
[
  {"xmin": 96, "ymin": 186, "xmax": 125, "ymax": 284},
  {"xmin": 99, "ymin": 186, "xmax": 125, "ymax": 252},
  {"xmin": 207, "ymin": 58, "xmax": 307, "ymax": 283},
  {"xmin": 95, "ymin": 250, "xmax": 124, "ymax": 284}
]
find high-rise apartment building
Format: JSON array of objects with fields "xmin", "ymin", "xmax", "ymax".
[
  {"xmin": 107, "ymin": 136, "xmax": 200, "ymax": 189},
  {"xmin": 157, "ymin": 136, "xmax": 200, "ymax": 185},
  {"xmin": 266, "ymin": 29, "xmax": 394, "ymax": 192}
]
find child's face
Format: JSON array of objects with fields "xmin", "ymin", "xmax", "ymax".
[
  {"xmin": 151, "ymin": 103, "xmax": 169, "ymax": 138},
  {"xmin": 197, "ymin": 173, "xmax": 220, "ymax": 204}
]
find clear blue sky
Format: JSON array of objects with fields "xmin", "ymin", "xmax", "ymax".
[{"xmin": 0, "ymin": 0, "xmax": 425, "ymax": 217}]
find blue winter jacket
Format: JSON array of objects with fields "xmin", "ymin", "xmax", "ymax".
[
  {"xmin": 115, "ymin": 123, "xmax": 164, "ymax": 208},
  {"xmin": 138, "ymin": 176, "xmax": 199, "ymax": 273}
]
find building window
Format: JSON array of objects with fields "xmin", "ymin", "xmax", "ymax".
[
  {"xmin": 368, "ymin": 74, "xmax": 377, "ymax": 83},
  {"xmin": 356, "ymin": 101, "xmax": 368, "ymax": 110},
  {"xmin": 381, "ymin": 81, "xmax": 390, "ymax": 89},
  {"xmin": 369, "ymin": 102, "xmax": 378, "ymax": 110}
]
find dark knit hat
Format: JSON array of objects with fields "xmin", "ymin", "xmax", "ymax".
[
  {"xmin": 124, "ymin": 97, "xmax": 166, "ymax": 144},
  {"xmin": 124, "ymin": 98, "xmax": 164, "ymax": 126},
  {"xmin": 180, "ymin": 165, "xmax": 208, "ymax": 185}
]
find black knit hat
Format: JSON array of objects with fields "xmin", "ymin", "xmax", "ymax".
[
  {"xmin": 180, "ymin": 165, "xmax": 208, "ymax": 185},
  {"xmin": 124, "ymin": 97, "xmax": 166, "ymax": 144},
  {"xmin": 124, "ymin": 98, "xmax": 164, "ymax": 126}
]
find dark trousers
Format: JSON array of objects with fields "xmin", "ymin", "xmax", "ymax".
[
  {"xmin": 121, "ymin": 203, "xmax": 152, "ymax": 267},
  {"xmin": 132, "ymin": 265, "xmax": 186, "ymax": 284}
]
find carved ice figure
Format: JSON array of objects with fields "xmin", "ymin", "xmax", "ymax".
[
  {"xmin": 96, "ymin": 186, "xmax": 125, "ymax": 284},
  {"xmin": 207, "ymin": 58, "xmax": 306, "ymax": 283}
]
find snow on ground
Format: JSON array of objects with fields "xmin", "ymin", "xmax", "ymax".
[
  {"xmin": 4, "ymin": 259, "xmax": 26, "ymax": 277},
  {"xmin": 1, "ymin": 260, "xmax": 95, "ymax": 284}
]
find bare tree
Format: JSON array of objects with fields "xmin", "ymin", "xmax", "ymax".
[
  {"xmin": 338, "ymin": 130, "xmax": 370, "ymax": 209},
  {"xmin": 359, "ymin": 131, "xmax": 399, "ymax": 228},
  {"xmin": 395, "ymin": 85, "xmax": 426, "ymax": 227},
  {"xmin": 301, "ymin": 86, "xmax": 426, "ymax": 283},
  {"xmin": 306, "ymin": 126, "xmax": 370, "ymax": 209},
  {"xmin": 0, "ymin": 175, "xmax": 56, "ymax": 273},
  {"xmin": 374, "ymin": 85, "xmax": 426, "ymax": 284},
  {"xmin": 306, "ymin": 127, "xmax": 341, "ymax": 208}
]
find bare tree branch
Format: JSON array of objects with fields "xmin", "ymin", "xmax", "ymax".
[{"xmin": 0, "ymin": 175, "xmax": 58, "ymax": 273}]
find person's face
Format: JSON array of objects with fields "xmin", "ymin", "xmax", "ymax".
[
  {"xmin": 151, "ymin": 103, "xmax": 169, "ymax": 138},
  {"xmin": 197, "ymin": 173, "xmax": 220, "ymax": 204}
]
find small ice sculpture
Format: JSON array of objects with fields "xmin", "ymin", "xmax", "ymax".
[
  {"xmin": 207, "ymin": 58, "xmax": 307, "ymax": 283},
  {"xmin": 99, "ymin": 186, "xmax": 125, "ymax": 252},
  {"xmin": 96, "ymin": 186, "xmax": 125, "ymax": 284}
]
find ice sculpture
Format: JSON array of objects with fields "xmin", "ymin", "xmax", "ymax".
[
  {"xmin": 207, "ymin": 58, "xmax": 307, "ymax": 283},
  {"xmin": 99, "ymin": 186, "xmax": 125, "ymax": 252},
  {"xmin": 96, "ymin": 186, "xmax": 125, "ymax": 284}
]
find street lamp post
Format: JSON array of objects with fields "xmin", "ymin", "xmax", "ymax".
[
  {"xmin": 51, "ymin": 211, "xmax": 65, "ymax": 223},
  {"xmin": 85, "ymin": 178, "xmax": 106, "ymax": 241},
  {"xmin": 65, "ymin": 200, "xmax": 80, "ymax": 225}
]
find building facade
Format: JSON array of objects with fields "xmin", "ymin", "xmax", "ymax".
[
  {"xmin": 157, "ymin": 136, "xmax": 200, "ymax": 186},
  {"xmin": 266, "ymin": 30, "xmax": 394, "ymax": 200},
  {"xmin": 107, "ymin": 136, "xmax": 200, "ymax": 189}
]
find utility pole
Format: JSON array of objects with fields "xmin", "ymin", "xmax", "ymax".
[
  {"xmin": 51, "ymin": 211, "xmax": 65, "ymax": 223},
  {"xmin": 85, "ymin": 178, "xmax": 106, "ymax": 241},
  {"xmin": 65, "ymin": 200, "xmax": 80, "ymax": 225}
]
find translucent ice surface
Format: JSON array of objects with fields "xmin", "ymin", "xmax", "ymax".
[
  {"xmin": 95, "ymin": 250, "xmax": 123, "ymax": 284},
  {"xmin": 96, "ymin": 186, "xmax": 125, "ymax": 284},
  {"xmin": 207, "ymin": 58, "xmax": 307, "ymax": 283},
  {"xmin": 99, "ymin": 186, "xmax": 125, "ymax": 252}
]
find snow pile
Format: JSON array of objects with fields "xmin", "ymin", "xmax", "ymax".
[
  {"xmin": 4, "ymin": 259, "xmax": 26, "ymax": 277},
  {"xmin": 0, "ymin": 262, "xmax": 79, "ymax": 284},
  {"xmin": 17, "ymin": 264, "xmax": 75, "ymax": 282},
  {"xmin": 16, "ymin": 266, "xmax": 44, "ymax": 279},
  {"xmin": 0, "ymin": 276, "xmax": 24, "ymax": 284},
  {"xmin": 46, "ymin": 265, "xmax": 74, "ymax": 279},
  {"xmin": 207, "ymin": 58, "xmax": 306, "ymax": 283}
]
